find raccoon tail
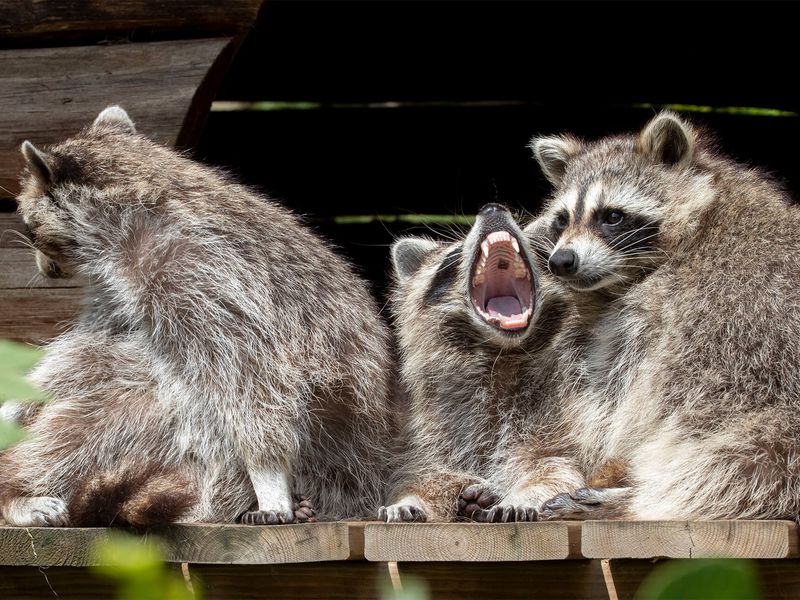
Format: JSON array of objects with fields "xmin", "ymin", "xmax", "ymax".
[{"xmin": 68, "ymin": 463, "xmax": 197, "ymax": 527}]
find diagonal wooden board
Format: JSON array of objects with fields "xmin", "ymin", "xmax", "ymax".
[
  {"xmin": 581, "ymin": 520, "xmax": 798, "ymax": 559},
  {"xmin": 364, "ymin": 522, "xmax": 571, "ymax": 561},
  {"xmin": 0, "ymin": 38, "xmax": 229, "ymax": 200},
  {"xmin": 0, "ymin": 0, "xmax": 262, "ymax": 41},
  {"xmin": 0, "ymin": 523, "xmax": 350, "ymax": 566}
]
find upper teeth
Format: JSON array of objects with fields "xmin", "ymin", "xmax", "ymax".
[{"xmin": 472, "ymin": 231, "xmax": 529, "ymax": 286}]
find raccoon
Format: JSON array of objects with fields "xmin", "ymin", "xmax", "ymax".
[
  {"xmin": 530, "ymin": 112, "xmax": 800, "ymax": 520},
  {"xmin": 378, "ymin": 203, "xmax": 586, "ymax": 523},
  {"xmin": 2, "ymin": 106, "xmax": 397, "ymax": 526}
]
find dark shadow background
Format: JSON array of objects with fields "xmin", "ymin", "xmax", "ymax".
[{"xmin": 196, "ymin": 0, "xmax": 799, "ymax": 290}]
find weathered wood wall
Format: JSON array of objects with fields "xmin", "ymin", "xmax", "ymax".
[{"xmin": 0, "ymin": 0, "xmax": 262, "ymax": 342}]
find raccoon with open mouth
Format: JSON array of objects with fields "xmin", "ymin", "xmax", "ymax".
[
  {"xmin": 531, "ymin": 111, "xmax": 800, "ymax": 521},
  {"xmin": 379, "ymin": 203, "xmax": 585, "ymax": 523}
]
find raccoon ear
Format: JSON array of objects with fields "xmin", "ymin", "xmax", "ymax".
[
  {"xmin": 391, "ymin": 238, "xmax": 440, "ymax": 282},
  {"xmin": 640, "ymin": 112, "xmax": 695, "ymax": 167},
  {"xmin": 21, "ymin": 141, "xmax": 56, "ymax": 187},
  {"xmin": 92, "ymin": 105, "xmax": 137, "ymax": 134},
  {"xmin": 529, "ymin": 135, "xmax": 582, "ymax": 186}
]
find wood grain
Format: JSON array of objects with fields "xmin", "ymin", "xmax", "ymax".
[
  {"xmin": 192, "ymin": 560, "xmax": 611, "ymax": 600},
  {"xmin": 364, "ymin": 522, "xmax": 570, "ymax": 562},
  {"xmin": 0, "ymin": 523, "xmax": 349, "ymax": 567},
  {"xmin": 0, "ymin": 288, "xmax": 83, "ymax": 344},
  {"xmin": 0, "ymin": 0, "xmax": 262, "ymax": 43},
  {"xmin": 0, "ymin": 38, "xmax": 229, "ymax": 198},
  {"xmin": 582, "ymin": 520, "xmax": 795, "ymax": 559},
  {"xmin": 155, "ymin": 523, "xmax": 350, "ymax": 564}
]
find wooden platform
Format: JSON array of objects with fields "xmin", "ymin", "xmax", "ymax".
[{"xmin": 0, "ymin": 521, "xmax": 798, "ymax": 599}]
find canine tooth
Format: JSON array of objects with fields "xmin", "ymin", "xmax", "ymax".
[
  {"xmin": 481, "ymin": 241, "xmax": 489, "ymax": 258},
  {"xmin": 511, "ymin": 238, "xmax": 520, "ymax": 253}
]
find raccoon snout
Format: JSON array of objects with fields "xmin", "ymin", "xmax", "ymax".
[{"xmin": 548, "ymin": 248, "xmax": 579, "ymax": 276}]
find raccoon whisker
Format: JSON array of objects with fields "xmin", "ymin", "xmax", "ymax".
[
  {"xmin": 3, "ymin": 230, "xmax": 38, "ymax": 253},
  {"xmin": 610, "ymin": 223, "xmax": 662, "ymax": 251}
]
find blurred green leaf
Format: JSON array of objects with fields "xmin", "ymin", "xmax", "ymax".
[
  {"xmin": 0, "ymin": 339, "xmax": 43, "ymax": 372},
  {"xmin": 92, "ymin": 532, "xmax": 198, "ymax": 600},
  {"xmin": 637, "ymin": 559, "xmax": 759, "ymax": 600},
  {"xmin": 0, "ymin": 419, "xmax": 27, "ymax": 451},
  {"xmin": 380, "ymin": 573, "xmax": 430, "ymax": 600},
  {"xmin": 0, "ymin": 339, "xmax": 48, "ymax": 403}
]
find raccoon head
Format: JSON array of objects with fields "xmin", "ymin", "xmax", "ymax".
[
  {"xmin": 391, "ymin": 203, "xmax": 543, "ymax": 350},
  {"xmin": 529, "ymin": 111, "xmax": 698, "ymax": 292},
  {"xmin": 16, "ymin": 106, "xmax": 138, "ymax": 279}
]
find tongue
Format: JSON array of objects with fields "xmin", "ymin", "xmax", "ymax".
[{"xmin": 486, "ymin": 296, "xmax": 522, "ymax": 317}]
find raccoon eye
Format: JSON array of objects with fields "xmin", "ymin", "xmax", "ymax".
[
  {"xmin": 553, "ymin": 211, "xmax": 569, "ymax": 230},
  {"xmin": 603, "ymin": 209, "xmax": 624, "ymax": 226}
]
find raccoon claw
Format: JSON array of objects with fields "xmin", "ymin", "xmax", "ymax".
[
  {"xmin": 539, "ymin": 487, "xmax": 606, "ymax": 520},
  {"xmin": 5, "ymin": 496, "xmax": 69, "ymax": 527},
  {"xmin": 378, "ymin": 504, "xmax": 427, "ymax": 523},
  {"xmin": 292, "ymin": 494, "xmax": 317, "ymax": 523},
  {"xmin": 457, "ymin": 484, "xmax": 499, "ymax": 520},
  {"xmin": 239, "ymin": 509, "xmax": 295, "ymax": 525},
  {"xmin": 472, "ymin": 504, "xmax": 538, "ymax": 523}
]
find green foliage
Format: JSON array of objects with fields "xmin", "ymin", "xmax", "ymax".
[
  {"xmin": 92, "ymin": 533, "xmax": 199, "ymax": 600},
  {"xmin": 380, "ymin": 573, "xmax": 430, "ymax": 600},
  {"xmin": 637, "ymin": 559, "xmax": 760, "ymax": 600},
  {"xmin": 0, "ymin": 339, "xmax": 48, "ymax": 403},
  {"xmin": 0, "ymin": 339, "xmax": 49, "ymax": 450}
]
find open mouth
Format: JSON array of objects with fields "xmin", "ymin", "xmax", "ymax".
[{"xmin": 470, "ymin": 230, "xmax": 534, "ymax": 331}]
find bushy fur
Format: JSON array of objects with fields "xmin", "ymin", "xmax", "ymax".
[
  {"xmin": 2, "ymin": 107, "xmax": 397, "ymax": 526},
  {"xmin": 532, "ymin": 112, "xmax": 800, "ymax": 520},
  {"xmin": 380, "ymin": 205, "xmax": 586, "ymax": 522}
]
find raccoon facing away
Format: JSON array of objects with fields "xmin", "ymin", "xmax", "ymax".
[
  {"xmin": 1, "ymin": 106, "xmax": 397, "ymax": 526},
  {"xmin": 379, "ymin": 203, "xmax": 586, "ymax": 523},
  {"xmin": 530, "ymin": 112, "xmax": 800, "ymax": 520}
]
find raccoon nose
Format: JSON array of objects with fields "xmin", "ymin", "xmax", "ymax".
[
  {"xmin": 478, "ymin": 203, "xmax": 509, "ymax": 216},
  {"xmin": 548, "ymin": 248, "xmax": 578, "ymax": 276}
]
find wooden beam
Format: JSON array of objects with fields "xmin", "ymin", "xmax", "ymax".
[
  {"xmin": 0, "ymin": 38, "xmax": 230, "ymax": 199},
  {"xmin": 0, "ymin": 523, "xmax": 350, "ymax": 567},
  {"xmin": 0, "ymin": 1, "xmax": 262, "ymax": 44},
  {"xmin": 0, "ymin": 288, "xmax": 83, "ymax": 344},
  {"xmin": 581, "ymin": 520, "xmax": 797, "ymax": 559},
  {"xmin": 364, "ymin": 522, "xmax": 570, "ymax": 562}
]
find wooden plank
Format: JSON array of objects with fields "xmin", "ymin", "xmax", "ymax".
[
  {"xmin": 0, "ymin": 38, "xmax": 230, "ymax": 198},
  {"xmin": 0, "ymin": 0, "xmax": 262, "ymax": 43},
  {"xmin": 156, "ymin": 523, "xmax": 350, "ymax": 564},
  {"xmin": 0, "ymin": 288, "xmax": 83, "ymax": 344},
  {"xmin": 0, "ymin": 567, "xmax": 119, "ymax": 600},
  {"xmin": 191, "ymin": 561, "xmax": 610, "ymax": 600},
  {"xmin": 0, "ymin": 523, "xmax": 350, "ymax": 567},
  {"xmin": 191, "ymin": 562, "xmax": 384, "ymax": 600},
  {"xmin": 398, "ymin": 561, "xmax": 610, "ymax": 600},
  {"xmin": 364, "ymin": 522, "xmax": 570, "ymax": 562},
  {"xmin": 582, "ymin": 520, "xmax": 795, "ymax": 559}
]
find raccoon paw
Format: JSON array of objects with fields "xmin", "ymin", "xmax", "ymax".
[
  {"xmin": 292, "ymin": 494, "xmax": 317, "ymax": 523},
  {"xmin": 539, "ymin": 487, "xmax": 611, "ymax": 521},
  {"xmin": 238, "ymin": 509, "xmax": 295, "ymax": 525},
  {"xmin": 471, "ymin": 504, "xmax": 539, "ymax": 523},
  {"xmin": 4, "ymin": 496, "xmax": 69, "ymax": 527},
  {"xmin": 377, "ymin": 504, "xmax": 427, "ymax": 523},
  {"xmin": 457, "ymin": 484, "xmax": 499, "ymax": 520}
]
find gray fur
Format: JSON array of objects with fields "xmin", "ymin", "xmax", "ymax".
[
  {"xmin": 379, "ymin": 207, "xmax": 586, "ymax": 522},
  {"xmin": 535, "ymin": 111, "xmax": 800, "ymax": 520},
  {"xmin": 3, "ymin": 106, "xmax": 397, "ymax": 526}
]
